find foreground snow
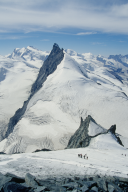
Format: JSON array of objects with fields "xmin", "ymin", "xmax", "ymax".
[{"xmin": 0, "ymin": 147, "xmax": 127, "ymax": 179}]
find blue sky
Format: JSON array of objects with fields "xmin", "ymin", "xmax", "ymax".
[{"xmin": 0, "ymin": 0, "xmax": 128, "ymax": 56}]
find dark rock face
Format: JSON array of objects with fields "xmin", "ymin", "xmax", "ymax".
[
  {"xmin": 108, "ymin": 125, "xmax": 124, "ymax": 146},
  {"xmin": 31, "ymin": 43, "xmax": 64, "ymax": 95},
  {"xmin": 5, "ymin": 172, "xmax": 25, "ymax": 183},
  {"xmin": 67, "ymin": 115, "xmax": 124, "ymax": 149},
  {"xmin": 108, "ymin": 124, "xmax": 116, "ymax": 134},
  {"xmin": 0, "ymin": 172, "xmax": 12, "ymax": 190},
  {"xmin": 25, "ymin": 173, "xmax": 38, "ymax": 188},
  {"xmin": 0, "ymin": 172, "xmax": 128, "ymax": 192},
  {"xmin": 66, "ymin": 115, "xmax": 102, "ymax": 149},
  {"xmin": 2, "ymin": 182, "xmax": 30, "ymax": 192},
  {"xmin": 5, "ymin": 43, "xmax": 64, "ymax": 138},
  {"xmin": 33, "ymin": 148, "xmax": 51, "ymax": 153}
]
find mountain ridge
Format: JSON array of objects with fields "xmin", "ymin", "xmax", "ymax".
[
  {"xmin": 0, "ymin": 44, "xmax": 128, "ymax": 153},
  {"xmin": 5, "ymin": 43, "xmax": 64, "ymax": 139},
  {"xmin": 67, "ymin": 115, "xmax": 123, "ymax": 149}
]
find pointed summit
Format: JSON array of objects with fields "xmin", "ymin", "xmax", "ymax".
[
  {"xmin": 53, "ymin": 43, "xmax": 59, "ymax": 48},
  {"xmin": 31, "ymin": 43, "xmax": 64, "ymax": 95},
  {"xmin": 5, "ymin": 44, "xmax": 64, "ymax": 139},
  {"xmin": 67, "ymin": 115, "xmax": 106, "ymax": 149}
]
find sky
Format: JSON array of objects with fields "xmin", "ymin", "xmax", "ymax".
[{"xmin": 0, "ymin": 0, "xmax": 128, "ymax": 56}]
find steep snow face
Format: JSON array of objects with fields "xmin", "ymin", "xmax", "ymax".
[
  {"xmin": 0, "ymin": 48, "xmax": 49, "ymax": 141},
  {"xmin": 88, "ymin": 121, "xmax": 106, "ymax": 136},
  {"xmin": 90, "ymin": 133, "xmax": 124, "ymax": 150},
  {"xmin": 1, "ymin": 51, "xmax": 128, "ymax": 153}
]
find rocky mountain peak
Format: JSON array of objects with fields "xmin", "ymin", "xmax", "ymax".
[
  {"xmin": 108, "ymin": 124, "xmax": 116, "ymax": 134},
  {"xmin": 107, "ymin": 124, "xmax": 124, "ymax": 146},
  {"xmin": 67, "ymin": 115, "xmax": 96, "ymax": 149},
  {"xmin": 31, "ymin": 43, "xmax": 64, "ymax": 95},
  {"xmin": 53, "ymin": 43, "xmax": 60, "ymax": 48},
  {"xmin": 67, "ymin": 115, "xmax": 124, "ymax": 149},
  {"xmin": 5, "ymin": 43, "xmax": 64, "ymax": 139}
]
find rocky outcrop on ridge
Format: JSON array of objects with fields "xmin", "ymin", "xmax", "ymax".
[
  {"xmin": 66, "ymin": 116, "xmax": 91, "ymax": 149},
  {"xmin": 0, "ymin": 172, "xmax": 128, "ymax": 191},
  {"xmin": 5, "ymin": 43, "xmax": 64, "ymax": 138},
  {"xmin": 67, "ymin": 115, "xmax": 123, "ymax": 149},
  {"xmin": 66, "ymin": 115, "xmax": 105, "ymax": 149},
  {"xmin": 108, "ymin": 125, "xmax": 124, "ymax": 146}
]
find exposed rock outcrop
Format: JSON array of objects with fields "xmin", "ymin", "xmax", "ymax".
[
  {"xmin": 33, "ymin": 148, "xmax": 51, "ymax": 153},
  {"xmin": 67, "ymin": 115, "xmax": 103, "ymax": 149},
  {"xmin": 108, "ymin": 124, "xmax": 116, "ymax": 134},
  {"xmin": 0, "ymin": 172, "xmax": 128, "ymax": 191},
  {"xmin": 5, "ymin": 43, "xmax": 64, "ymax": 138},
  {"xmin": 67, "ymin": 115, "xmax": 124, "ymax": 149},
  {"xmin": 108, "ymin": 125, "xmax": 124, "ymax": 146}
]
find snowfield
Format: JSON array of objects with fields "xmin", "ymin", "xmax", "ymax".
[
  {"xmin": 0, "ymin": 44, "xmax": 128, "ymax": 154},
  {"xmin": 0, "ymin": 47, "xmax": 49, "ymax": 141},
  {"xmin": 0, "ymin": 146, "xmax": 127, "ymax": 179},
  {"xmin": 0, "ymin": 45, "xmax": 128, "ymax": 181}
]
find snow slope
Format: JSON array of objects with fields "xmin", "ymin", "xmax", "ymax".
[
  {"xmin": 1, "ymin": 47, "xmax": 128, "ymax": 153},
  {"xmin": 90, "ymin": 133, "xmax": 124, "ymax": 150},
  {"xmin": 0, "ymin": 47, "xmax": 49, "ymax": 141},
  {"xmin": 0, "ymin": 147, "xmax": 127, "ymax": 179},
  {"xmin": 88, "ymin": 120, "xmax": 106, "ymax": 137}
]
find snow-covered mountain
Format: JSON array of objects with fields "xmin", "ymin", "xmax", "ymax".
[
  {"xmin": 0, "ymin": 44, "xmax": 128, "ymax": 153},
  {"xmin": 0, "ymin": 47, "xmax": 49, "ymax": 141},
  {"xmin": 7, "ymin": 46, "xmax": 49, "ymax": 67}
]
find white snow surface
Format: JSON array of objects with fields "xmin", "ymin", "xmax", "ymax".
[
  {"xmin": 1, "ymin": 47, "xmax": 128, "ymax": 153},
  {"xmin": 0, "ymin": 47, "xmax": 49, "ymax": 140},
  {"xmin": 88, "ymin": 121, "xmax": 106, "ymax": 136},
  {"xmin": 0, "ymin": 147, "xmax": 128, "ymax": 179},
  {"xmin": 90, "ymin": 133, "xmax": 124, "ymax": 150}
]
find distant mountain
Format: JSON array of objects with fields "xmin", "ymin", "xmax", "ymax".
[
  {"xmin": 0, "ymin": 44, "xmax": 128, "ymax": 153},
  {"xmin": 0, "ymin": 47, "xmax": 49, "ymax": 141},
  {"xmin": 8, "ymin": 46, "xmax": 49, "ymax": 62}
]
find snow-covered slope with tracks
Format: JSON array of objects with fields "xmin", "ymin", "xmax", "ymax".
[{"xmin": 1, "ymin": 44, "xmax": 128, "ymax": 153}]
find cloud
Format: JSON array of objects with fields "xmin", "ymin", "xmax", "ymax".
[
  {"xmin": 92, "ymin": 42, "xmax": 105, "ymax": 45},
  {"xmin": 0, "ymin": 0, "xmax": 128, "ymax": 34},
  {"xmin": 119, "ymin": 40, "xmax": 125, "ymax": 43},
  {"xmin": 41, "ymin": 39, "xmax": 49, "ymax": 41},
  {"xmin": 0, "ymin": 34, "xmax": 32, "ymax": 40},
  {"xmin": 77, "ymin": 32, "xmax": 97, "ymax": 35}
]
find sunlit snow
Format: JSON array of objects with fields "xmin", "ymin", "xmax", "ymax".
[
  {"xmin": 1, "ymin": 47, "xmax": 128, "ymax": 154},
  {"xmin": 0, "ymin": 146, "xmax": 127, "ymax": 179}
]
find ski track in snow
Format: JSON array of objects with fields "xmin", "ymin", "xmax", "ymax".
[{"xmin": 0, "ymin": 147, "xmax": 128, "ymax": 179}]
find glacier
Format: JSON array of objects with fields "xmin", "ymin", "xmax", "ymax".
[{"xmin": 0, "ymin": 44, "xmax": 128, "ymax": 153}]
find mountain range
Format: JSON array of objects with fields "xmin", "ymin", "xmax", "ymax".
[{"xmin": 0, "ymin": 43, "xmax": 128, "ymax": 153}]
